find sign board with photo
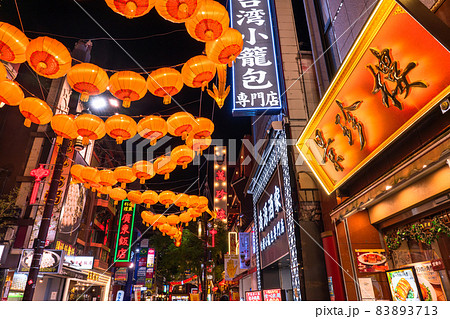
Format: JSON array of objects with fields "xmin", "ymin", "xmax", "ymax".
[
  {"xmin": 386, "ymin": 267, "xmax": 423, "ymax": 301},
  {"xmin": 17, "ymin": 249, "xmax": 63, "ymax": 274},
  {"xmin": 405, "ymin": 261, "xmax": 447, "ymax": 301},
  {"xmin": 355, "ymin": 249, "xmax": 389, "ymax": 272}
]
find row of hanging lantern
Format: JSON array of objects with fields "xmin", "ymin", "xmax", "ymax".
[{"xmin": 0, "ymin": 15, "xmax": 243, "ymax": 109}]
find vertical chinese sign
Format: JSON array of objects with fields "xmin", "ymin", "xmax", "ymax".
[
  {"xmin": 214, "ymin": 146, "xmax": 227, "ymax": 221},
  {"xmin": 146, "ymin": 248, "xmax": 156, "ymax": 289},
  {"xmin": 114, "ymin": 200, "xmax": 136, "ymax": 263},
  {"xmin": 230, "ymin": 0, "xmax": 283, "ymax": 116}
]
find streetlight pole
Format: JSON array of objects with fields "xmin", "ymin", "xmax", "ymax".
[{"xmin": 22, "ymin": 40, "xmax": 91, "ymax": 301}]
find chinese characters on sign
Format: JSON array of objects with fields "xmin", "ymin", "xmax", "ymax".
[
  {"xmin": 263, "ymin": 289, "xmax": 282, "ymax": 301},
  {"xmin": 245, "ymin": 290, "xmax": 262, "ymax": 301},
  {"xmin": 114, "ymin": 200, "xmax": 136, "ymax": 262},
  {"xmin": 231, "ymin": 0, "xmax": 283, "ymax": 115},
  {"xmin": 214, "ymin": 146, "xmax": 227, "ymax": 220}
]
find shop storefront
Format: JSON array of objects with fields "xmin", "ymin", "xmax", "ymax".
[
  {"xmin": 248, "ymin": 129, "xmax": 302, "ymax": 301},
  {"xmin": 62, "ymin": 269, "xmax": 111, "ymax": 301},
  {"xmin": 296, "ymin": 0, "xmax": 450, "ymax": 301}
]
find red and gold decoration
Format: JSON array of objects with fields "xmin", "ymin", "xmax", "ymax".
[
  {"xmin": 155, "ymin": 0, "xmax": 203, "ymax": 23},
  {"xmin": 74, "ymin": 113, "xmax": 106, "ymax": 146},
  {"xmin": 19, "ymin": 97, "xmax": 53, "ymax": 127},
  {"xmin": 109, "ymin": 70, "xmax": 147, "ymax": 108},
  {"xmin": 146, "ymin": 67, "xmax": 183, "ymax": 104},
  {"xmin": 181, "ymin": 55, "xmax": 216, "ymax": 91},
  {"xmin": 105, "ymin": 114, "xmax": 137, "ymax": 144},
  {"xmin": 206, "ymin": 63, "xmax": 228, "ymax": 108},
  {"xmin": 296, "ymin": 0, "xmax": 450, "ymax": 194},
  {"xmin": 185, "ymin": 0, "xmax": 229, "ymax": 42},
  {"xmin": 213, "ymin": 145, "xmax": 227, "ymax": 221},
  {"xmin": 51, "ymin": 114, "xmax": 78, "ymax": 145},
  {"xmin": 26, "ymin": 36, "xmax": 72, "ymax": 79},
  {"xmin": 66, "ymin": 63, "xmax": 109, "ymax": 102},
  {"xmin": 105, "ymin": 0, "xmax": 156, "ymax": 19},
  {"xmin": 137, "ymin": 115, "xmax": 168, "ymax": 145},
  {"xmin": 29, "ymin": 164, "xmax": 50, "ymax": 205},
  {"xmin": 0, "ymin": 22, "xmax": 29, "ymax": 63}
]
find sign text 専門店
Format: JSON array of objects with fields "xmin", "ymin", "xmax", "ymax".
[
  {"xmin": 230, "ymin": 0, "xmax": 283, "ymax": 116},
  {"xmin": 114, "ymin": 200, "xmax": 136, "ymax": 262}
]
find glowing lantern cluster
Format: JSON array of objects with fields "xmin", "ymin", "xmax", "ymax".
[
  {"xmin": 19, "ymin": 97, "xmax": 53, "ymax": 128},
  {"xmin": 105, "ymin": 0, "xmax": 156, "ymax": 19},
  {"xmin": 0, "ymin": 22, "xmax": 29, "ymax": 63},
  {"xmin": 105, "ymin": 114, "xmax": 137, "ymax": 144},
  {"xmin": 147, "ymin": 67, "xmax": 183, "ymax": 105},
  {"xmin": 109, "ymin": 71, "xmax": 147, "ymax": 108},
  {"xmin": 66, "ymin": 63, "xmax": 109, "ymax": 102},
  {"xmin": 185, "ymin": 0, "xmax": 229, "ymax": 42},
  {"xmin": 26, "ymin": 36, "xmax": 72, "ymax": 79}
]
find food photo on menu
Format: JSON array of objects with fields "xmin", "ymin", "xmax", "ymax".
[
  {"xmin": 355, "ymin": 249, "xmax": 389, "ymax": 273},
  {"xmin": 386, "ymin": 267, "xmax": 423, "ymax": 301}
]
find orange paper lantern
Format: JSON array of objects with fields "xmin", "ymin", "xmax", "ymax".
[
  {"xmin": 158, "ymin": 223, "xmax": 171, "ymax": 236},
  {"xmin": 186, "ymin": 135, "xmax": 211, "ymax": 155},
  {"xmin": 197, "ymin": 195, "xmax": 208, "ymax": 210},
  {"xmin": 98, "ymin": 169, "xmax": 118, "ymax": 188},
  {"xmin": 0, "ymin": 80, "xmax": 24, "ymax": 106},
  {"xmin": 81, "ymin": 166, "xmax": 99, "ymax": 189},
  {"xmin": 0, "ymin": 22, "xmax": 29, "ymax": 63},
  {"xmin": 0, "ymin": 62, "xmax": 7, "ymax": 81},
  {"xmin": 166, "ymin": 214, "xmax": 180, "ymax": 226},
  {"xmin": 142, "ymin": 190, "xmax": 159, "ymax": 208},
  {"xmin": 155, "ymin": 0, "xmax": 204, "ymax": 23},
  {"xmin": 74, "ymin": 114, "xmax": 106, "ymax": 146},
  {"xmin": 185, "ymin": 0, "xmax": 229, "ymax": 42},
  {"xmin": 167, "ymin": 111, "xmax": 195, "ymax": 140},
  {"xmin": 147, "ymin": 67, "xmax": 183, "ymax": 104},
  {"xmin": 109, "ymin": 71, "xmax": 147, "ymax": 108},
  {"xmin": 188, "ymin": 208, "xmax": 202, "ymax": 221},
  {"xmin": 114, "ymin": 166, "xmax": 137, "ymax": 188},
  {"xmin": 67, "ymin": 63, "xmax": 109, "ymax": 102},
  {"xmin": 188, "ymin": 195, "xmax": 199, "ymax": 208},
  {"xmin": 105, "ymin": 0, "xmax": 156, "ymax": 18},
  {"xmin": 153, "ymin": 214, "xmax": 167, "ymax": 228},
  {"xmin": 70, "ymin": 164, "xmax": 85, "ymax": 184},
  {"xmin": 171, "ymin": 145, "xmax": 195, "ymax": 169},
  {"xmin": 105, "ymin": 114, "xmax": 137, "ymax": 144},
  {"xmin": 141, "ymin": 210, "xmax": 154, "ymax": 226},
  {"xmin": 26, "ymin": 36, "xmax": 72, "ymax": 79},
  {"xmin": 190, "ymin": 117, "xmax": 214, "ymax": 139},
  {"xmin": 205, "ymin": 28, "xmax": 243, "ymax": 67},
  {"xmin": 167, "ymin": 226, "xmax": 178, "ymax": 238},
  {"xmin": 158, "ymin": 190, "xmax": 175, "ymax": 208},
  {"xmin": 181, "ymin": 55, "xmax": 216, "ymax": 91},
  {"xmin": 137, "ymin": 115, "xmax": 168, "ymax": 145},
  {"xmin": 127, "ymin": 190, "xmax": 143, "ymax": 206},
  {"xmin": 109, "ymin": 187, "xmax": 128, "ymax": 205},
  {"xmin": 132, "ymin": 161, "xmax": 155, "ymax": 184},
  {"xmin": 179, "ymin": 211, "xmax": 192, "ymax": 226},
  {"xmin": 154, "ymin": 155, "xmax": 177, "ymax": 180},
  {"xmin": 173, "ymin": 193, "xmax": 189, "ymax": 210},
  {"xmin": 19, "ymin": 97, "xmax": 53, "ymax": 128},
  {"xmin": 51, "ymin": 114, "xmax": 78, "ymax": 145}
]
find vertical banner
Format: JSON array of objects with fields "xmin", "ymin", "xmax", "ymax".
[
  {"xmin": 239, "ymin": 232, "xmax": 250, "ymax": 269},
  {"xmin": 29, "ymin": 140, "xmax": 75, "ymax": 248},
  {"xmin": 224, "ymin": 254, "xmax": 239, "ymax": 281},
  {"xmin": 228, "ymin": 232, "xmax": 238, "ymax": 255},
  {"xmin": 114, "ymin": 200, "xmax": 136, "ymax": 262},
  {"xmin": 214, "ymin": 146, "xmax": 227, "ymax": 220},
  {"xmin": 230, "ymin": 0, "xmax": 283, "ymax": 116},
  {"xmin": 145, "ymin": 248, "xmax": 156, "ymax": 289}
]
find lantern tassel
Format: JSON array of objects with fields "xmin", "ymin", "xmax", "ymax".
[
  {"xmin": 80, "ymin": 92, "xmax": 89, "ymax": 102},
  {"xmin": 82, "ymin": 136, "xmax": 90, "ymax": 146},
  {"xmin": 163, "ymin": 95, "xmax": 171, "ymax": 105},
  {"xmin": 150, "ymin": 138, "xmax": 157, "ymax": 146},
  {"xmin": 140, "ymin": 178, "xmax": 145, "ymax": 184},
  {"xmin": 121, "ymin": 182, "xmax": 126, "ymax": 188},
  {"xmin": 123, "ymin": 99, "xmax": 131, "ymax": 108},
  {"xmin": 24, "ymin": 118, "xmax": 32, "ymax": 127},
  {"xmin": 56, "ymin": 135, "xmax": 63, "ymax": 145},
  {"xmin": 182, "ymin": 163, "xmax": 187, "ymax": 169},
  {"xmin": 164, "ymin": 173, "xmax": 169, "ymax": 180}
]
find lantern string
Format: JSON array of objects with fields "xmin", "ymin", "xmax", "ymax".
[{"xmin": 13, "ymin": 0, "xmax": 25, "ymax": 33}]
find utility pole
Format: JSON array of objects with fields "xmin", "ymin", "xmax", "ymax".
[{"xmin": 22, "ymin": 40, "xmax": 92, "ymax": 301}]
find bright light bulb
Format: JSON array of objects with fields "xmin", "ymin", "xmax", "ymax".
[
  {"xmin": 91, "ymin": 96, "xmax": 107, "ymax": 109},
  {"xmin": 109, "ymin": 98, "xmax": 120, "ymax": 107}
]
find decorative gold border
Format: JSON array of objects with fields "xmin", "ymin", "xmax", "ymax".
[{"xmin": 296, "ymin": 0, "xmax": 450, "ymax": 194}]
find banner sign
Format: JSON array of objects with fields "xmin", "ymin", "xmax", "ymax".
[
  {"xmin": 230, "ymin": 0, "xmax": 283, "ymax": 115},
  {"xmin": 114, "ymin": 268, "xmax": 128, "ymax": 282},
  {"xmin": 63, "ymin": 255, "xmax": 94, "ymax": 270},
  {"xmin": 17, "ymin": 249, "xmax": 63, "ymax": 274},
  {"xmin": 224, "ymin": 254, "xmax": 239, "ymax": 280},
  {"xmin": 263, "ymin": 289, "xmax": 282, "ymax": 301},
  {"xmin": 214, "ymin": 146, "xmax": 227, "ymax": 220},
  {"xmin": 239, "ymin": 232, "xmax": 250, "ymax": 269},
  {"xmin": 355, "ymin": 249, "xmax": 389, "ymax": 273},
  {"xmin": 296, "ymin": 0, "xmax": 450, "ymax": 194},
  {"xmin": 246, "ymin": 290, "xmax": 262, "ymax": 301},
  {"xmin": 114, "ymin": 200, "xmax": 136, "ymax": 262}
]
